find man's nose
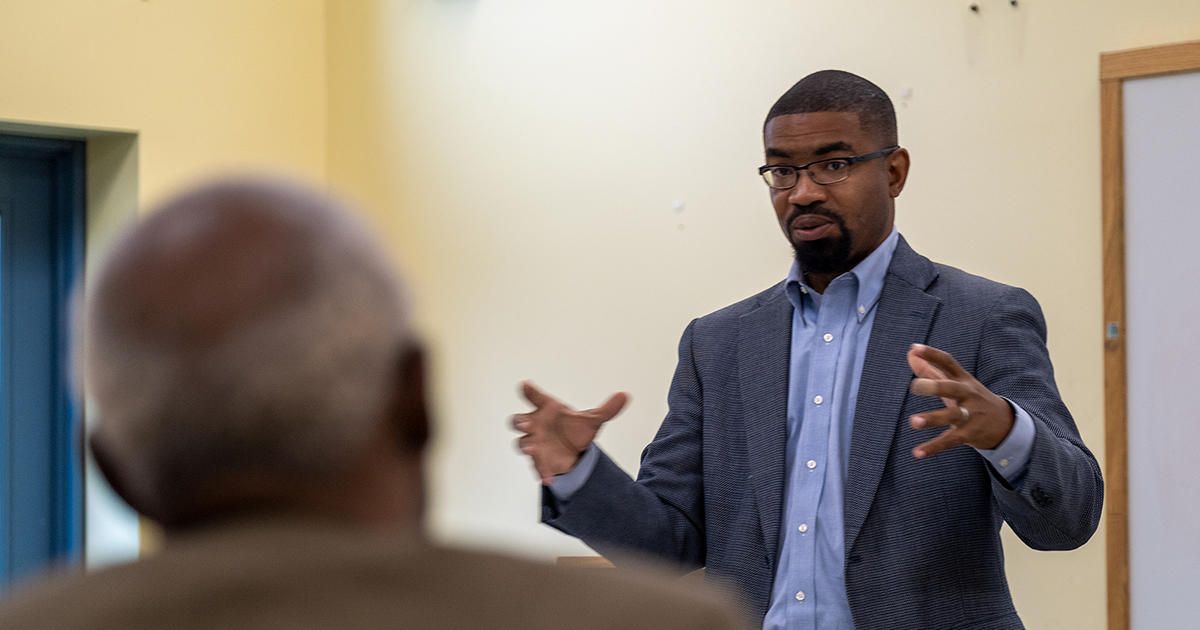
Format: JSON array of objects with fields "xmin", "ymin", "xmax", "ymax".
[{"xmin": 787, "ymin": 171, "xmax": 828, "ymax": 206}]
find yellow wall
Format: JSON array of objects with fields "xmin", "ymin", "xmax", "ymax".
[
  {"xmin": 7, "ymin": 1, "xmax": 1200, "ymax": 627},
  {"xmin": 0, "ymin": 0, "xmax": 327, "ymax": 209},
  {"xmin": 326, "ymin": 2, "xmax": 1200, "ymax": 629},
  {"xmin": 0, "ymin": 0, "xmax": 328, "ymax": 558}
]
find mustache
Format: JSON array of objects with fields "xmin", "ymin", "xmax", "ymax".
[{"xmin": 785, "ymin": 204, "xmax": 841, "ymax": 227}]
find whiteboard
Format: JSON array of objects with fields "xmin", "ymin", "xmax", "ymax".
[{"xmin": 1123, "ymin": 70, "xmax": 1200, "ymax": 630}]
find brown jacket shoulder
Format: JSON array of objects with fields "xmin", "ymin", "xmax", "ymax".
[{"xmin": 0, "ymin": 518, "xmax": 746, "ymax": 630}]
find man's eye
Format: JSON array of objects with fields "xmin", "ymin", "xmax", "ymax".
[
  {"xmin": 770, "ymin": 167, "xmax": 795, "ymax": 177},
  {"xmin": 822, "ymin": 160, "xmax": 849, "ymax": 172}
]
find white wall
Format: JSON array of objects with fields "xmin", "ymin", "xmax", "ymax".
[{"xmin": 325, "ymin": 2, "xmax": 1200, "ymax": 628}]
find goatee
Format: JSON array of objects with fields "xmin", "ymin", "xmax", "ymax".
[{"xmin": 788, "ymin": 207, "xmax": 852, "ymax": 276}]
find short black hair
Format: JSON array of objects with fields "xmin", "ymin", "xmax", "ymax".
[{"xmin": 765, "ymin": 70, "xmax": 897, "ymax": 147}]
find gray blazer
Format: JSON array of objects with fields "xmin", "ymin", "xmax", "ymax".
[{"xmin": 544, "ymin": 235, "xmax": 1102, "ymax": 630}]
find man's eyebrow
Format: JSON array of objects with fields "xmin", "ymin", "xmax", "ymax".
[
  {"xmin": 765, "ymin": 141, "xmax": 855, "ymax": 161},
  {"xmin": 813, "ymin": 141, "xmax": 854, "ymax": 156}
]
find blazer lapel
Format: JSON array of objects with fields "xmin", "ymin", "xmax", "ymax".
[
  {"xmin": 844, "ymin": 237, "xmax": 941, "ymax": 551},
  {"xmin": 739, "ymin": 284, "xmax": 793, "ymax": 560}
]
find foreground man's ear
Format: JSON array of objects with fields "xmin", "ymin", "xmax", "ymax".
[
  {"xmin": 90, "ymin": 430, "xmax": 160, "ymax": 523},
  {"xmin": 391, "ymin": 343, "xmax": 431, "ymax": 453}
]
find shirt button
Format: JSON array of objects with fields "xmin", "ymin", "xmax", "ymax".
[
  {"xmin": 858, "ymin": 305, "xmax": 866, "ymax": 314},
  {"xmin": 823, "ymin": 333, "xmax": 833, "ymax": 342},
  {"xmin": 813, "ymin": 395, "xmax": 823, "ymax": 405},
  {"xmin": 799, "ymin": 524, "xmax": 808, "ymax": 533},
  {"xmin": 796, "ymin": 591, "xmax": 806, "ymax": 602},
  {"xmin": 807, "ymin": 460, "xmax": 817, "ymax": 469},
  {"xmin": 1000, "ymin": 458, "xmax": 1009, "ymax": 467},
  {"xmin": 800, "ymin": 286, "xmax": 808, "ymax": 294}
]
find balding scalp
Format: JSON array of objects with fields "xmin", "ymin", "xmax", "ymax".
[{"xmin": 82, "ymin": 179, "xmax": 414, "ymax": 524}]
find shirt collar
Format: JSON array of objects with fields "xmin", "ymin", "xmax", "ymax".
[{"xmin": 785, "ymin": 227, "xmax": 900, "ymax": 326}]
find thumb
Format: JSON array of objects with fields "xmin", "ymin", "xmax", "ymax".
[{"xmin": 591, "ymin": 392, "xmax": 629, "ymax": 423}]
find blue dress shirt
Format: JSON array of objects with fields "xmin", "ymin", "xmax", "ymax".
[
  {"xmin": 762, "ymin": 229, "xmax": 899, "ymax": 630},
  {"xmin": 550, "ymin": 227, "xmax": 1036, "ymax": 630}
]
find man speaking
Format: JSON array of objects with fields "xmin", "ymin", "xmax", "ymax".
[{"xmin": 513, "ymin": 70, "xmax": 1102, "ymax": 630}]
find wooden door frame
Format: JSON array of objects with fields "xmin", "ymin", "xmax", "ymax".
[{"xmin": 1101, "ymin": 39, "xmax": 1200, "ymax": 630}]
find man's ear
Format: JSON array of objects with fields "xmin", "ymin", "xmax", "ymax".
[
  {"xmin": 391, "ymin": 343, "xmax": 431, "ymax": 452},
  {"xmin": 887, "ymin": 147, "xmax": 910, "ymax": 198},
  {"xmin": 90, "ymin": 430, "xmax": 161, "ymax": 522}
]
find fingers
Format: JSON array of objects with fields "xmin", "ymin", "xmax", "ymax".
[
  {"xmin": 513, "ymin": 381, "xmax": 626, "ymax": 428},
  {"xmin": 520, "ymin": 380, "xmax": 552, "ymax": 407},
  {"xmin": 514, "ymin": 435, "xmax": 567, "ymax": 485},
  {"xmin": 511, "ymin": 382, "xmax": 628, "ymax": 483},
  {"xmin": 912, "ymin": 427, "xmax": 966, "ymax": 459},
  {"xmin": 909, "ymin": 377, "xmax": 970, "ymax": 400},
  {"xmin": 909, "ymin": 344, "xmax": 968, "ymax": 380},
  {"xmin": 906, "ymin": 344, "xmax": 1014, "ymax": 456},
  {"xmin": 513, "ymin": 381, "xmax": 564, "ymax": 433},
  {"xmin": 909, "ymin": 405, "xmax": 966, "ymax": 430},
  {"xmin": 907, "ymin": 345, "xmax": 947, "ymax": 380}
]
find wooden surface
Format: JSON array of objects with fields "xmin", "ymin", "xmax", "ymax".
[
  {"xmin": 1099, "ymin": 38, "xmax": 1200, "ymax": 630},
  {"xmin": 1100, "ymin": 76, "xmax": 1129, "ymax": 630},
  {"xmin": 556, "ymin": 556, "xmax": 616, "ymax": 568},
  {"xmin": 1101, "ymin": 39, "xmax": 1200, "ymax": 81},
  {"xmin": 556, "ymin": 556, "xmax": 708, "ymax": 590}
]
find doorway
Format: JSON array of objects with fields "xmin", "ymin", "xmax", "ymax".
[
  {"xmin": 1100, "ymin": 39, "xmax": 1200, "ymax": 630},
  {"xmin": 0, "ymin": 133, "xmax": 86, "ymax": 592}
]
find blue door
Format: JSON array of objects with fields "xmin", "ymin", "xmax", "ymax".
[{"xmin": 0, "ymin": 134, "xmax": 86, "ymax": 593}]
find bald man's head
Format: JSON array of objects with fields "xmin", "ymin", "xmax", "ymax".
[
  {"xmin": 82, "ymin": 179, "xmax": 424, "ymax": 527},
  {"xmin": 101, "ymin": 191, "xmax": 320, "ymax": 353}
]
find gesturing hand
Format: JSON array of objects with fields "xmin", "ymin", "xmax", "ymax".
[
  {"xmin": 907, "ymin": 343, "xmax": 1015, "ymax": 459},
  {"xmin": 511, "ymin": 381, "xmax": 628, "ymax": 485}
]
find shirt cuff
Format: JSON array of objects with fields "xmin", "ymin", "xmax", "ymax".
[
  {"xmin": 974, "ymin": 398, "xmax": 1035, "ymax": 485},
  {"xmin": 546, "ymin": 443, "xmax": 600, "ymax": 502}
]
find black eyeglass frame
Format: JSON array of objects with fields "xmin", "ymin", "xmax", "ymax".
[{"xmin": 758, "ymin": 146, "xmax": 901, "ymax": 189}]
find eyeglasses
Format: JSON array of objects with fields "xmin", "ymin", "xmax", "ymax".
[{"xmin": 758, "ymin": 146, "xmax": 900, "ymax": 189}]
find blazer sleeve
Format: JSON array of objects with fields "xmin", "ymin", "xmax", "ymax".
[
  {"xmin": 541, "ymin": 320, "xmax": 708, "ymax": 570},
  {"xmin": 976, "ymin": 286, "xmax": 1104, "ymax": 549}
]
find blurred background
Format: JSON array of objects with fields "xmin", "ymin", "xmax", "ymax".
[{"xmin": 3, "ymin": 1, "xmax": 1199, "ymax": 627}]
